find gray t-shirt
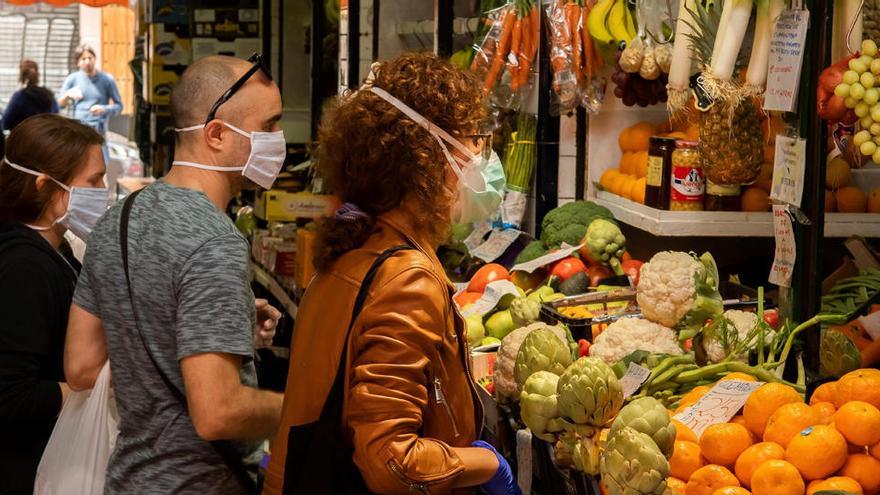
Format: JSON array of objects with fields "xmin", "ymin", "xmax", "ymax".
[{"xmin": 74, "ymin": 181, "xmax": 260, "ymax": 494}]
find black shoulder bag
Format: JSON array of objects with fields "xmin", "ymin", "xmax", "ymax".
[
  {"xmin": 120, "ymin": 189, "xmax": 259, "ymax": 495},
  {"xmin": 282, "ymin": 245, "xmax": 413, "ymax": 495}
]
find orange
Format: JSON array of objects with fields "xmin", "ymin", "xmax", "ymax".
[
  {"xmin": 633, "ymin": 150, "xmax": 649, "ymax": 178},
  {"xmin": 610, "ymin": 173, "xmax": 631, "ymax": 197},
  {"xmin": 810, "ymin": 402, "xmax": 836, "ymax": 425},
  {"xmin": 668, "ymin": 477, "xmax": 688, "ymax": 495},
  {"xmin": 632, "ymin": 177, "xmax": 647, "ymax": 204},
  {"xmin": 869, "ymin": 188, "xmax": 880, "ymax": 213},
  {"xmin": 750, "ymin": 460, "xmax": 806, "ymax": 495},
  {"xmin": 674, "ymin": 418, "xmax": 700, "ymax": 443},
  {"xmin": 743, "ymin": 383, "xmax": 803, "ymax": 438},
  {"xmin": 621, "ymin": 174, "xmax": 638, "ymax": 201},
  {"xmin": 826, "ymin": 157, "xmax": 852, "ymax": 190},
  {"xmin": 785, "ymin": 425, "xmax": 848, "ymax": 480},
  {"xmin": 618, "ymin": 127, "xmax": 632, "ymax": 151},
  {"xmin": 720, "ymin": 373, "xmax": 759, "ymax": 383},
  {"xmin": 712, "ymin": 488, "xmax": 752, "ymax": 495},
  {"xmin": 834, "ymin": 401, "xmax": 880, "ymax": 446},
  {"xmin": 620, "ymin": 151, "xmax": 636, "ymax": 175},
  {"xmin": 686, "ymin": 124, "xmax": 701, "ymax": 141},
  {"xmin": 763, "ymin": 403, "xmax": 822, "ymax": 448},
  {"xmin": 806, "ymin": 476, "xmax": 864, "ymax": 495},
  {"xmin": 756, "ymin": 161, "xmax": 774, "ymax": 193},
  {"xmin": 671, "ymin": 440, "xmax": 707, "ymax": 480},
  {"xmin": 701, "ymin": 423, "xmax": 754, "ymax": 467},
  {"xmin": 687, "ymin": 465, "xmax": 741, "ymax": 495},
  {"xmin": 836, "ymin": 186, "xmax": 868, "ymax": 213},
  {"xmin": 600, "ymin": 169, "xmax": 621, "ymax": 191},
  {"xmin": 678, "ymin": 386, "xmax": 712, "ymax": 413},
  {"xmin": 667, "ymin": 131, "xmax": 688, "ymax": 140},
  {"xmin": 741, "ymin": 187, "xmax": 771, "ymax": 212},
  {"xmin": 731, "ymin": 416, "xmax": 754, "ymax": 441},
  {"xmin": 836, "ymin": 369, "xmax": 880, "ymax": 409},
  {"xmin": 735, "ymin": 442, "xmax": 786, "ymax": 487},
  {"xmin": 825, "ymin": 190, "xmax": 837, "ymax": 212},
  {"xmin": 810, "ymin": 382, "xmax": 838, "ymax": 406},
  {"xmin": 628, "ymin": 122, "xmax": 657, "ymax": 151},
  {"xmin": 871, "ymin": 440, "xmax": 880, "ymax": 460},
  {"xmin": 838, "ymin": 454, "xmax": 880, "ymax": 494}
]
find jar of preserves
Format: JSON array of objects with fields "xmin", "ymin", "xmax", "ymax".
[
  {"xmin": 670, "ymin": 140, "xmax": 705, "ymax": 211},
  {"xmin": 645, "ymin": 137, "xmax": 675, "ymax": 210},
  {"xmin": 705, "ymin": 181, "xmax": 741, "ymax": 211}
]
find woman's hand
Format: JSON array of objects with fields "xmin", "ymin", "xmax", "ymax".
[{"xmin": 471, "ymin": 441, "xmax": 522, "ymax": 495}]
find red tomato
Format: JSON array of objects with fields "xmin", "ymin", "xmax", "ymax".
[
  {"xmin": 763, "ymin": 309, "xmax": 780, "ymax": 329},
  {"xmin": 587, "ymin": 265, "xmax": 614, "ymax": 287},
  {"xmin": 578, "ymin": 339, "xmax": 591, "ymax": 357},
  {"xmin": 683, "ymin": 338, "xmax": 693, "ymax": 351},
  {"xmin": 467, "ymin": 263, "xmax": 510, "ymax": 293},
  {"xmin": 621, "ymin": 251, "xmax": 633, "ymax": 262},
  {"xmin": 550, "ymin": 257, "xmax": 587, "ymax": 281},
  {"xmin": 621, "ymin": 259, "xmax": 644, "ymax": 287},
  {"xmin": 454, "ymin": 291, "xmax": 483, "ymax": 307}
]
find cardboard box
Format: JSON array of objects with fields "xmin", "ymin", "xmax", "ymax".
[
  {"xmin": 255, "ymin": 191, "xmax": 340, "ymax": 222},
  {"xmin": 822, "ymin": 236, "xmax": 880, "ymax": 294}
]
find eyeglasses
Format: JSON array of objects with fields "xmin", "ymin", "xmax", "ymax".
[{"xmin": 204, "ymin": 53, "xmax": 272, "ymax": 125}]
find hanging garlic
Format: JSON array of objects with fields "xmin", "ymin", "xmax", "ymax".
[
  {"xmin": 654, "ymin": 43, "xmax": 673, "ymax": 74},
  {"xmin": 620, "ymin": 37, "xmax": 645, "ymax": 73},
  {"xmin": 639, "ymin": 38, "xmax": 661, "ymax": 80}
]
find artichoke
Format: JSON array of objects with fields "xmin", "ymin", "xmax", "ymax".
[
  {"xmin": 514, "ymin": 329, "xmax": 573, "ymax": 389},
  {"xmin": 581, "ymin": 218, "xmax": 627, "ymax": 276},
  {"xmin": 520, "ymin": 371, "xmax": 562, "ymax": 441},
  {"xmin": 554, "ymin": 430, "xmax": 602, "ymax": 475},
  {"xmin": 556, "ymin": 357, "xmax": 623, "ymax": 426},
  {"xmin": 494, "ymin": 322, "xmax": 572, "ymax": 401},
  {"xmin": 510, "ymin": 296, "xmax": 542, "ymax": 327},
  {"xmin": 609, "ymin": 397, "xmax": 676, "ymax": 459},
  {"xmin": 600, "ymin": 427, "xmax": 669, "ymax": 495}
]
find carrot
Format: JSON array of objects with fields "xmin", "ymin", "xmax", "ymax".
[
  {"xmin": 484, "ymin": 9, "xmax": 516, "ymax": 91},
  {"xmin": 567, "ymin": 2, "xmax": 583, "ymax": 83},
  {"xmin": 509, "ymin": 17, "xmax": 524, "ymax": 91},
  {"xmin": 519, "ymin": 4, "xmax": 539, "ymax": 88},
  {"xmin": 582, "ymin": 7, "xmax": 593, "ymax": 79}
]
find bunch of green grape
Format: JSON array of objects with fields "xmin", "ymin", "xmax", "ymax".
[{"xmin": 835, "ymin": 39, "xmax": 880, "ymax": 161}]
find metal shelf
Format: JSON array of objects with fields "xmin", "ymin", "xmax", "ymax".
[{"xmin": 250, "ymin": 262, "xmax": 298, "ymax": 318}]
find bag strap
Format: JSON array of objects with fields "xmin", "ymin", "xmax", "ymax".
[
  {"xmin": 120, "ymin": 189, "xmax": 258, "ymax": 495},
  {"xmin": 319, "ymin": 245, "xmax": 413, "ymax": 429}
]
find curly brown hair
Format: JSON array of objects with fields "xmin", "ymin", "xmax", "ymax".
[{"xmin": 313, "ymin": 53, "xmax": 485, "ymax": 272}]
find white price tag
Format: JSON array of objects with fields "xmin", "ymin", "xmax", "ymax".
[
  {"xmin": 502, "ymin": 190, "xmax": 529, "ymax": 228},
  {"xmin": 769, "ymin": 205, "xmax": 796, "ymax": 288},
  {"xmin": 511, "ymin": 243, "xmax": 584, "ymax": 274},
  {"xmin": 459, "ymin": 280, "xmax": 521, "ymax": 318},
  {"xmin": 620, "ymin": 363, "xmax": 652, "ymax": 398},
  {"xmin": 673, "ymin": 380, "xmax": 763, "ymax": 437},
  {"xmin": 860, "ymin": 312, "xmax": 880, "ymax": 341},
  {"xmin": 764, "ymin": 9, "xmax": 809, "ymax": 112},
  {"xmin": 471, "ymin": 229, "xmax": 522, "ymax": 262},
  {"xmin": 770, "ymin": 136, "xmax": 807, "ymax": 207},
  {"xmin": 463, "ymin": 221, "xmax": 494, "ymax": 253}
]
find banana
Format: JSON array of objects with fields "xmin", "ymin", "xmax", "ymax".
[
  {"xmin": 623, "ymin": 3, "xmax": 638, "ymax": 41},
  {"xmin": 607, "ymin": 0, "xmax": 631, "ymax": 45},
  {"xmin": 588, "ymin": 0, "xmax": 616, "ymax": 44}
]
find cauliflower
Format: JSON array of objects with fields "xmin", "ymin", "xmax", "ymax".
[
  {"xmin": 590, "ymin": 318, "xmax": 684, "ymax": 365},
  {"xmin": 636, "ymin": 251, "xmax": 724, "ymax": 341},
  {"xmin": 703, "ymin": 310, "xmax": 774, "ymax": 363}
]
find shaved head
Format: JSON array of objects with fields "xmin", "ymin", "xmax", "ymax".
[{"xmin": 170, "ymin": 55, "xmax": 252, "ymax": 128}]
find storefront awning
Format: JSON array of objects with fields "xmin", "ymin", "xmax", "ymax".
[{"xmin": 6, "ymin": 0, "xmax": 129, "ymax": 6}]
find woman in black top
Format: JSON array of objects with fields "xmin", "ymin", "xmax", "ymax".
[
  {"xmin": 2, "ymin": 60, "xmax": 59, "ymax": 131},
  {"xmin": 0, "ymin": 114, "xmax": 105, "ymax": 494}
]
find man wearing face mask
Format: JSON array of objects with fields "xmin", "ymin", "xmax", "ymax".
[
  {"xmin": 63, "ymin": 55, "xmax": 284, "ymax": 495},
  {"xmin": 264, "ymin": 53, "xmax": 518, "ymax": 495}
]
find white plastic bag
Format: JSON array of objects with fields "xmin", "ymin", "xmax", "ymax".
[{"xmin": 34, "ymin": 361, "xmax": 119, "ymax": 495}]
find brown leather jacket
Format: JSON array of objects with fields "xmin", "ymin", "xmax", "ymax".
[{"xmin": 263, "ymin": 210, "xmax": 483, "ymax": 495}]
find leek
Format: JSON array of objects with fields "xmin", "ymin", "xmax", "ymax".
[
  {"xmin": 709, "ymin": 0, "xmax": 753, "ymax": 81},
  {"xmin": 667, "ymin": 0, "xmax": 698, "ymax": 113},
  {"xmin": 745, "ymin": 0, "xmax": 773, "ymax": 92}
]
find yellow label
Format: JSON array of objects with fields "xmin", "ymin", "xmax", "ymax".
[{"xmin": 646, "ymin": 156, "xmax": 664, "ymax": 187}]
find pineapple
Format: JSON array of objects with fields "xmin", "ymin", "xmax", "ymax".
[
  {"xmin": 866, "ymin": 0, "xmax": 880, "ymax": 46},
  {"xmin": 685, "ymin": 0, "xmax": 764, "ymax": 185}
]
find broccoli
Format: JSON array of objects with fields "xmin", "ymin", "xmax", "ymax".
[
  {"xmin": 540, "ymin": 201, "xmax": 616, "ymax": 250},
  {"xmin": 515, "ymin": 240, "xmax": 548, "ymax": 264}
]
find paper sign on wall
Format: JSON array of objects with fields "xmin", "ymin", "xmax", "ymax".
[
  {"xmin": 765, "ymin": 9, "xmax": 810, "ymax": 112},
  {"xmin": 770, "ymin": 135, "xmax": 807, "ymax": 207},
  {"xmin": 673, "ymin": 380, "xmax": 764, "ymax": 437},
  {"xmin": 769, "ymin": 205, "xmax": 797, "ymax": 288},
  {"xmin": 511, "ymin": 243, "xmax": 584, "ymax": 274},
  {"xmin": 620, "ymin": 363, "xmax": 652, "ymax": 398},
  {"xmin": 459, "ymin": 280, "xmax": 522, "ymax": 318},
  {"xmin": 471, "ymin": 229, "xmax": 522, "ymax": 262}
]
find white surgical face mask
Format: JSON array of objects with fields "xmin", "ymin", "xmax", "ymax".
[
  {"xmin": 173, "ymin": 122, "xmax": 287, "ymax": 189},
  {"xmin": 3, "ymin": 158, "xmax": 109, "ymax": 241},
  {"xmin": 367, "ymin": 87, "xmax": 505, "ymax": 224}
]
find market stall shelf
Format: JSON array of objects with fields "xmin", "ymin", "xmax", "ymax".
[{"xmin": 250, "ymin": 262, "xmax": 299, "ymax": 319}]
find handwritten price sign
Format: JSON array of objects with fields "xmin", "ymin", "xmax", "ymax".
[
  {"xmin": 769, "ymin": 205, "xmax": 796, "ymax": 288},
  {"xmin": 764, "ymin": 9, "xmax": 809, "ymax": 112},
  {"xmin": 673, "ymin": 380, "xmax": 763, "ymax": 437}
]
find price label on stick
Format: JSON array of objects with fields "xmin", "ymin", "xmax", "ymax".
[
  {"xmin": 764, "ymin": 9, "xmax": 809, "ymax": 112},
  {"xmin": 769, "ymin": 205, "xmax": 796, "ymax": 288},
  {"xmin": 510, "ymin": 243, "xmax": 584, "ymax": 274},
  {"xmin": 770, "ymin": 136, "xmax": 806, "ymax": 207},
  {"xmin": 673, "ymin": 380, "xmax": 763, "ymax": 438},
  {"xmin": 620, "ymin": 363, "xmax": 652, "ymax": 398}
]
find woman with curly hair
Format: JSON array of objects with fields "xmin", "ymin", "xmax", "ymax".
[{"xmin": 263, "ymin": 53, "xmax": 513, "ymax": 495}]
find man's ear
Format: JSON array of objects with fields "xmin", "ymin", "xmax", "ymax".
[{"xmin": 203, "ymin": 120, "xmax": 227, "ymax": 151}]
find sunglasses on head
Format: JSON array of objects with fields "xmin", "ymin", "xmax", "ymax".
[{"xmin": 204, "ymin": 53, "xmax": 272, "ymax": 125}]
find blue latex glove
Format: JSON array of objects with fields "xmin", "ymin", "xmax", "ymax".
[{"xmin": 472, "ymin": 440, "xmax": 522, "ymax": 495}]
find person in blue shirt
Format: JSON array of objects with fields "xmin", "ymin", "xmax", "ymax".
[
  {"xmin": 2, "ymin": 60, "xmax": 59, "ymax": 131},
  {"xmin": 58, "ymin": 44, "xmax": 123, "ymax": 136}
]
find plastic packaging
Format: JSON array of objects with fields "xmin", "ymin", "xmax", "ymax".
[{"xmin": 545, "ymin": 0, "xmax": 579, "ymax": 114}]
